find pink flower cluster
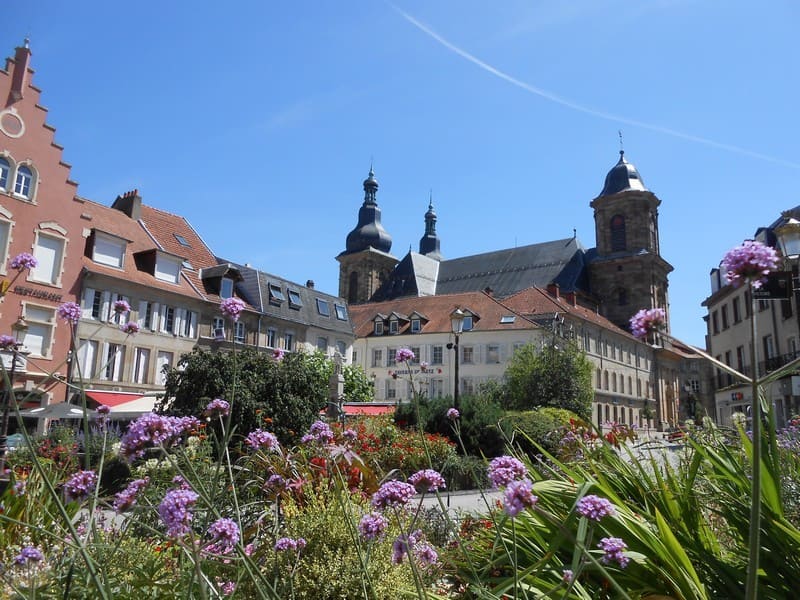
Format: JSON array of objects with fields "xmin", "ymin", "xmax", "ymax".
[
  {"xmin": 391, "ymin": 530, "xmax": 438, "ymax": 566},
  {"xmin": 113, "ymin": 299, "xmax": 131, "ymax": 314},
  {"xmin": 64, "ymin": 470, "xmax": 97, "ymax": 502},
  {"xmin": 10, "ymin": 252, "xmax": 38, "ymax": 271},
  {"xmin": 301, "ymin": 420, "xmax": 334, "ymax": 445},
  {"xmin": 629, "ymin": 308, "xmax": 666, "ymax": 340},
  {"xmin": 272, "ymin": 347, "xmax": 285, "ymax": 361},
  {"xmin": 575, "ymin": 494, "xmax": 616, "ymax": 521},
  {"xmin": 395, "ymin": 348, "xmax": 415, "ymax": 363},
  {"xmin": 0, "ymin": 334, "xmax": 16, "ymax": 350},
  {"xmin": 120, "ymin": 321, "xmax": 140, "ymax": 335},
  {"xmin": 159, "ymin": 487, "xmax": 199, "ymax": 538},
  {"xmin": 220, "ymin": 297, "xmax": 245, "ymax": 322},
  {"xmin": 721, "ymin": 239, "xmax": 780, "ymax": 289},
  {"xmin": 119, "ymin": 413, "xmax": 201, "ymax": 461},
  {"xmin": 245, "ymin": 429, "xmax": 280, "ymax": 452},
  {"xmin": 57, "ymin": 301, "xmax": 82, "ymax": 325}
]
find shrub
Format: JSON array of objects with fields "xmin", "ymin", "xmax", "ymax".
[{"xmin": 501, "ymin": 407, "xmax": 581, "ymax": 457}]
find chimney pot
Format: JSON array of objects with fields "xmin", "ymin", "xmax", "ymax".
[{"xmin": 306, "ymin": 279, "xmax": 315, "ymax": 289}]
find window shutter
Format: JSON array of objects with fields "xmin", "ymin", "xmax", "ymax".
[
  {"xmin": 101, "ymin": 291, "xmax": 111, "ymax": 322},
  {"xmin": 159, "ymin": 305, "xmax": 168, "ymax": 333},
  {"xmin": 82, "ymin": 288, "xmax": 95, "ymax": 319},
  {"xmin": 151, "ymin": 303, "xmax": 160, "ymax": 331},
  {"xmin": 188, "ymin": 311, "xmax": 197, "ymax": 338},
  {"xmin": 174, "ymin": 308, "xmax": 185, "ymax": 337},
  {"xmin": 100, "ymin": 342, "xmax": 110, "ymax": 380},
  {"xmin": 137, "ymin": 301, "xmax": 147, "ymax": 327}
]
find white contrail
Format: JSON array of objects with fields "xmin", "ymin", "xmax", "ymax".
[{"xmin": 390, "ymin": 3, "xmax": 800, "ymax": 170}]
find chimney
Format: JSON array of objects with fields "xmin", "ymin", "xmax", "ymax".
[
  {"xmin": 112, "ymin": 189, "xmax": 142, "ymax": 220},
  {"xmin": 306, "ymin": 279, "xmax": 315, "ymax": 289},
  {"xmin": 546, "ymin": 283, "xmax": 560, "ymax": 300},
  {"xmin": 565, "ymin": 291, "xmax": 577, "ymax": 306},
  {"xmin": 8, "ymin": 39, "xmax": 32, "ymax": 104},
  {"xmin": 484, "ymin": 286, "xmax": 493, "ymax": 297}
]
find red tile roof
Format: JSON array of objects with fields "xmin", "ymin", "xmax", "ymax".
[{"xmin": 348, "ymin": 291, "xmax": 539, "ymax": 338}]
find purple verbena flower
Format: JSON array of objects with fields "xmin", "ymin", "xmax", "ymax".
[
  {"xmin": 0, "ymin": 334, "xmax": 16, "ymax": 350},
  {"xmin": 204, "ymin": 398, "xmax": 230, "ymax": 419},
  {"xmin": 503, "ymin": 478, "xmax": 538, "ymax": 517},
  {"xmin": 217, "ymin": 580, "xmax": 237, "ymax": 596},
  {"xmin": 274, "ymin": 537, "xmax": 307, "ymax": 552},
  {"xmin": 119, "ymin": 413, "xmax": 200, "ymax": 462},
  {"xmin": 414, "ymin": 542, "xmax": 438, "ymax": 566},
  {"xmin": 487, "ymin": 455, "xmax": 528, "ymax": 488},
  {"xmin": 562, "ymin": 569, "xmax": 574, "ymax": 584},
  {"xmin": 301, "ymin": 420, "xmax": 334, "ymax": 445},
  {"xmin": 598, "ymin": 536, "xmax": 629, "ymax": 568},
  {"xmin": 220, "ymin": 297, "xmax": 245, "ymax": 322},
  {"xmin": 343, "ymin": 428, "xmax": 358, "ymax": 441},
  {"xmin": 113, "ymin": 477, "xmax": 149, "ymax": 512},
  {"xmin": 395, "ymin": 348, "xmax": 415, "ymax": 363},
  {"xmin": 10, "ymin": 252, "xmax": 38, "ymax": 271},
  {"xmin": 96, "ymin": 404, "xmax": 111, "ymax": 415},
  {"xmin": 57, "ymin": 301, "xmax": 82, "ymax": 325},
  {"xmin": 113, "ymin": 299, "xmax": 131, "ymax": 314},
  {"xmin": 14, "ymin": 546, "xmax": 43, "ymax": 566},
  {"xmin": 408, "ymin": 469, "xmax": 446, "ymax": 493},
  {"xmin": 64, "ymin": 470, "xmax": 97, "ymax": 502},
  {"xmin": 245, "ymin": 428, "xmax": 280, "ymax": 452},
  {"xmin": 446, "ymin": 407, "xmax": 460, "ymax": 420},
  {"xmin": 629, "ymin": 308, "xmax": 667, "ymax": 340},
  {"xmin": 575, "ymin": 494, "xmax": 616, "ymax": 522},
  {"xmin": 371, "ymin": 480, "xmax": 416, "ymax": 510},
  {"xmin": 205, "ymin": 517, "xmax": 240, "ymax": 554},
  {"xmin": 120, "ymin": 321, "xmax": 140, "ymax": 335},
  {"xmin": 263, "ymin": 473, "xmax": 286, "ymax": 494},
  {"xmin": 722, "ymin": 239, "xmax": 780, "ymax": 289},
  {"xmin": 159, "ymin": 488, "xmax": 199, "ymax": 538},
  {"xmin": 358, "ymin": 512, "xmax": 389, "ymax": 540},
  {"xmin": 391, "ymin": 530, "xmax": 422, "ymax": 565}
]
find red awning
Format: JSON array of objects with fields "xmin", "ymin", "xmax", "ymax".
[
  {"xmin": 319, "ymin": 403, "xmax": 396, "ymax": 417},
  {"xmin": 84, "ymin": 390, "xmax": 159, "ymax": 415}
]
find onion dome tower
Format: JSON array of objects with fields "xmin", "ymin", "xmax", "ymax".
[{"xmin": 418, "ymin": 195, "xmax": 442, "ymax": 260}]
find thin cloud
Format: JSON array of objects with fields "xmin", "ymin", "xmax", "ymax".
[{"xmin": 389, "ymin": 3, "xmax": 800, "ymax": 170}]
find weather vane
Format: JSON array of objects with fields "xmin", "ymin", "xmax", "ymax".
[{"xmin": 618, "ymin": 130, "xmax": 624, "ymax": 153}]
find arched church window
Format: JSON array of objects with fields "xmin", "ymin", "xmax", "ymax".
[
  {"xmin": 14, "ymin": 164, "xmax": 34, "ymax": 199},
  {"xmin": 610, "ymin": 214, "xmax": 626, "ymax": 251},
  {"xmin": 348, "ymin": 271, "xmax": 359, "ymax": 304},
  {"xmin": 0, "ymin": 157, "xmax": 10, "ymax": 190}
]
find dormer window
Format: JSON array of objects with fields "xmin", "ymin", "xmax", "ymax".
[
  {"xmin": 155, "ymin": 253, "xmax": 182, "ymax": 284},
  {"xmin": 220, "ymin": 277, "xmax": 234, "ymax": 299},
  {"xmin": 269, "ymin": 283, "xmax": 285, "ymax": 305},
  {"xmin": 389, "ymin": 320, "xmax": 399, "ymax": 334},
  {"xmin": 288, "ymin": 290, "xmax": 302, "ymax": 308},
  {"xmin": 463, "ymin": 315, "xmax": 474, "ymax": 331},
  {"xmin": 92, "ymin": 231, "xmax": 126, "ymax": 269},
  {"xmin": 374, "ymin": 320, "xmax": 384, "ymax": 335},
  {"xmin": 410, "ymin": 318, "xmax": 421, "ymax": 333},
  {"xmin": 316, "ymin": 298, "xmax": 330, "ymax": 317},
  {"xmin": 334, "ymin": 303, "xmax": 348, "ymax": 320}
]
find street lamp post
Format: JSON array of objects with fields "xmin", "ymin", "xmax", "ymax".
[
  {"xmin": 774, "ymin": 216, "xmax": 800, "ymax": 417},
  {"xmin": 0, "ymin": 317, "xmax": 29, "ymax": 476},
  {"xmin": 448, "ymin": 308, "xmax": 465, "ymax": 410}
]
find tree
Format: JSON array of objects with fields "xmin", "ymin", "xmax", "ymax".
[
  {"xmin": 343, "ymin": 364, "xmax": 374, "ymax": 402},
  {"xmin": 502, "ymin": 339, "xmax": 593, "ymax": 419},
  {"xmin": 160, "ymin": 348, "xmax": 327, "ymax": 444}
]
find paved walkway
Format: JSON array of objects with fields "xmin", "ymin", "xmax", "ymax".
[{"xmin": 419, "ymin": 489, "xmax": 500, "ymax": 515}]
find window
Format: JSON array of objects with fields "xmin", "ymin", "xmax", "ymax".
[
  {"xmin": 76, "ymin": 339, "xmax": 98, "ymax": 380},
  {"xmin": 462, "ymin": 346, "xmax": 474, "ymax": 364},
  {"xmin": 389, "ymin": 320, "xmax": 399, "ymax": 334},
  {"xmin": 637, "ymin": 379, "xmax": 642, "ymax": 396},
  {"xmin": 462, "ymin": 316, "xmax": 474, "ymax": 331},
  {"xmin": 689, "ymin": 379, "xmax": 700, "ymax": 393},
  {"xmin": 410, "ymin": 319, "xmax": 421, "ymax": 333},
  {"xmin": 385, "ymin": 379, "xmax": 396, "ymax": 400},
  {"xmin": 317, "ymin": 337, "xmax": 328, "ymax": 352},
  {"xmin": 500, "ymin": 315, "xmax": 516, "ymax": 324},
  {"xmin": 0, "ymin": 157, "xmax": 9, "ymax": 190},
  {"xmin": 782, "ymin": 298, "xmax": 794, "ymax": 320},
  {"xmin": 721, "ymin": 305, "xmax": 729, "ymax": 329},
  {"xmin": 461, "ymin": 377, "xmax": 475, "ymax": 395},
  {"xmin": 104, "ymin": 343, "xmax": 124, "ymax": 381},
  {"xmin": 181, "ymin": 310, "xmax": 198, "ymax": 338},
  {"xmin": 712, "ymin": 311, "xmax": 719, "ymax": 334},
  {"xmin": 352, "ymin": 350, "xmax": 358, "ymax": 364},
  {"xmin": 284, "ymin": 332, "xmax": 294, "ymax": 351},
  {"xmin": 268, "ymin": 283, "xmax": 285, "ymax": 304},
  {"xmin": 603, "ymin": 371, "xmax": 609, "ymax": 390},
  {"xmin": 374, "ymin": 319, "xmax": 384, "ymax": 335},
  {"xmin": 31, "ymin": 232, "xmax": 65, "ymax": 285},
  {"xmin": 109, "ymin": 294, "xmax": 130, "ymax": 324},
  {"xmin": 790, "ymin": 337, "xmax": 798, "ymax": 356},
  {"xmin": 0, "ymin": 218, "xmax": 11, "ymax": 273},
  {"xmin": 610, "ymin": 214, "xmax": 626, "ymax": 251},
  {"xmin": 736, "ymin": 345, "xmax": 746, "ymax": 372},
  {"xmin": 334, "ymin": 304, "xmax": 348, "ymax": 320},
  {"xmin": 92, "ymin": 232, "xmax": 125, "ymax": 268},
  {"xmin": 387, "ymin": 348, "xmax": 396, "ymax": 366},
  {"xmin": 432, "ymin": 345, "xmax": 443, "ymax": 365},
  {"xmin": 744, "ymin": 290, "xmax": 752, "ymax": 318},
  {"xmin": 372, "ymin": 349, "xmax": 383, "ymax": 367},
  {"xmin": 617, "ymin": 288, "xmax": 628, "ymax": 306},
  {"xmin": 316, "ymin": 298, "xmax": 330, "ymax": 317},
  {"xmin": 336, "ymin": 340, "xmax": 347, "ymax": 357},
  {"xmin": 14, "ymin": 165, "xmax": 33, "ymax": 198},
  {"xmin": 763, "ymin": 335, "xmax": 775, "ymax": 359},
  {"xmin": 612, "ymin": 373, "xmax": 617, "ymax": 392},
  {"xmin": 220, "ymin": 278, "xmax": 234, "ymax": 299},
  {"xmin": 138, "ymin": 300, "xmax": 159, "ymax": 331},
  {"xmin": 156, "ymin": 351, "xmax": 173, "ymax": 386},
  {"xmin": 596, "ymin": 369, "xmax": 602, "ymax": 388},
  {"xmin": 732, "ymin": 297, "xmax": 741, "ymax": 323},
  {"xmin": 410, "ymin": 347, "xmax": 420, "ymax": 364},
  {"xmin": 22, "ymin": 304, "xmax": 55, "ymax": 357},
  {"xmin": 155, "ymin": 253, "xmax": 181, "ymax": 284},
  {"xmin": 90, "ymin": 290, "xmax": 103, "ymax": 319},
  {"xmin": 161, "ymin": 306, "xmax": 176, "ymax": 334},
  {"xmin": 213, "ymin": 317, "xmax": 225, "ymax": 340},
  {"xmin": 430, "ymin": 379, "xmax": 444, "ymax": 398},
  {"xmin": 486, "ymin": 344, "xmax": 500, "ymax": 364},
  {"xmin": 234, "ymin": 321, "xmax": 246, "ymax": 343},
  {"xmin": 174, "ymin": 233, "xmax": 191, "ymax": 247},
  {"xmin": 266, "ymin": 328, "xmax": 277, "ymax": 348},
  {"xmin": 627, "ymin": 376, "xmax": 632, "ymax": 395},
  {"xmin": 133, "ymin": 348, "xmax": 150, "ymax": 384},
  {"xmin": 288, "ymin": 290, "xmax": 302, "ymax": 308}
]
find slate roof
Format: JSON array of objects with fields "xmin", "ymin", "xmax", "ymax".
[
  {"xmin": 348, "ymin": 291, "xmax": 540, "ymax": 338},
  {"xmin": 435, "ymin": 237, "xmax": 588, "ymax": 297},
  {"xmin": 374, "ymin": 252, "xmax": 439, "ymax": 299},
  {"xmin": 78, "ymin": 198, "xmax": 203, "ymax": 299}
]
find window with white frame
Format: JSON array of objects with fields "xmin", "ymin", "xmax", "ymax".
[
  {"xmin": 288, "ymin": 290, "xmax": 302, "ymax": 308},
  {"xmin": 234, "ymin": 321, "xmax": 246, "ymax": 343},
  {"xmin": 0, "ymin": 218, "xmax": 11, "ymax": 274},
  {"xmin": 372, "ymin": 348, "xmax": 383, "ymax": 367},
  {"xmin": 316, "ymin": 298, "xmax": 330, "ymax": 317},
  {"xmin": 160, "ymin": 305, "xmax": 176, "ymax": 334},
  {"xmin": 409, "ymin": 346, "xmax": 420, "ymax": 364},
  {"xmin": 268, "ymin": 283, "xmax": 285, "ymax": 305},
  {"xmin": 137, "ymin": 300, "xmax": 159, "ymax": 331},
  {"xmin": 461, "ymin": 377, "xmax": 475, "ymax": 395},
  {"xmin": 22, "ymin": 304, "xmax": 55, "ymax": 357},
  {"xmin": 317, "ymin": 337, "xmax": 328, "ymax": 352},
  {"xmin": 266, "ymin": 328, "xmax": 277, "ymax": 348},
  {"xmin": 213, "ymin": 317, "xmax": 225, "ymax": 340},
  {"xmin": 92, "ymin": 232, "xmax": 126, "ymax": 268},
  {"xmin": 430, "ymin": 378, "xmax": 444, "ymax": 398},
  {"xmin": 410, "ymin": 318, "xmax": 421, "ymax": 333},
  {"xmin": 89, "ymin": 289, "xmax": 104, "ymax": 319},
  {"xmin": 103, "ymin": 343, "xmax": 125, "ymax": 381},
  {"xmin": 387, "ymin": 348, "xmax": 396, "ymax": 366},
  {"xmin": 14, "ymin": 165, "xmax": 33, "ymax": 199},
  {"xmin": 462, "ymin": 315, "xmax": 474, "ymax": 331},
  {"xmin": 155, "ymin": 253, "xmax": 181, "ymax": 284},
  {"xmin": 432, "ymin": 345, "xmax": 443, "ymax": 365},
  {"xmin": 461, "ymin": 346, "xmax": 474, "ymax": 364},
  {"xmin": 374, "ymin": 320, "xmax": 384, "ymax": 335},
  {"xmin": 352, "ymin": 350, "xmax": 358, "ymax": 364},
  {"xmin": 156, "ymin": 351, "xmax": 173, "ymax": 386},
  {"xmin": 181, "ymin": 310, "xmax": 198, "ymax": 338},
  {"xmin": 389, "ymin": 320, "xmax": 399, "ymax": 334},
  {"xmin": 0, "ymin": 157, "xmax": 9, "ymax": 190},
  {"xmin": 334, "ymin": 303, "xmax": 348, "ymax": 320},
  {"xmin": 336, "ymin": 340, "xmax": 347, "ymax": 357},
  {"xmin": 385, "ymin": 379, "xmax": 396, "ymax": 399},
  {"xmin": 486, "ymin": 344, "xmax": 501, "ymax": 364},
  {"xmin": 75, "ymin": 339, "xmax": 98, "ymax": 380},
  {"xmin": 284, "ymin": 332, "xmax": 294, "ymax": 351},
  {"xmin": 133, "ymin": 347, "xmax": 150, "ymax": 384},
  {"xmin": 30, "ymin": 232, "xmax": 65, "ymax": 285},
  {"xmin": 220, "ymin": 278, "xmax": 234, "ymax": 299}
]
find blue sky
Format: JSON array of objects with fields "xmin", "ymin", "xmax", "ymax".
[{"xmin": 6, "ymin": 1, "xmax": 799, "ymax": 346}]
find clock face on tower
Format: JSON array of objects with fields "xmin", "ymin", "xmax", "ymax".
[{"xmin": 0, "ymin": 108, "xmax": 25, "ymax": 138}]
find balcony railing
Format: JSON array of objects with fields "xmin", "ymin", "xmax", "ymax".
[{"xmin": 760, "ymin": 349, "xmax": 800, "ymax": 375}]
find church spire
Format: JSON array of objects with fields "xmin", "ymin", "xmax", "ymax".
[
  {"xmin": 343, "ymin": 165, "xmax": 392, "ymax": 254},
  {"xmin": 419, "ymin": 192, "xmax": 442, "ymax": 260}
]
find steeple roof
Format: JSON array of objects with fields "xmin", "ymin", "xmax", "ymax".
[
  {"xmin": 343, "ymin": 167, "xmax": 393, "ymax": 254},
  {"xmin": 599, "ymin": 151, "xmax": 648, "ymax": 196},
  {"xmin": 418, "ymin": 195, "xmax": 442, "ymax": 260}
]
